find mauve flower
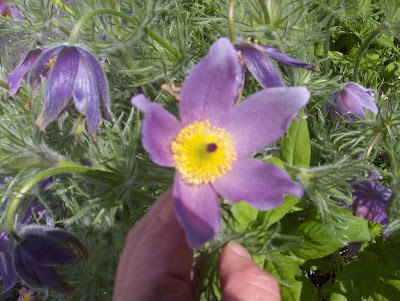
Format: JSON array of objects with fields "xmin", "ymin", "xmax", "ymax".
[
  {"xmin": 234, "ymin": 41, "xmax": 319, "ymax": 88},
  {"xmin": 131, "ymin": 38, "xmax": 310, "ymax": 248},
  {"xmin": 12, "ymin": 226, "xmax": 87, "ymax": 294},
  {"xmin": 0, "ymin": 1, "xmax": 23, "ymax": 20},
  {"xmin": 7, "ymin": 49, "xmax": 45, "ymax": 95},
  {"xmin": 29, "ymin": 46, "xmax": 112, "ymax": 138},
  {"xmin": 17, "ymin": 286, "xmax": 34, "ymax": 301},
  {"xmin": 327, "ymin": 83, "xmax": 378, "ymax": 122}
]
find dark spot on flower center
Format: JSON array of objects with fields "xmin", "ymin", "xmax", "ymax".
[{"xmin": 206, "ymin": 143, "xmax": 218, "ymax": 153}]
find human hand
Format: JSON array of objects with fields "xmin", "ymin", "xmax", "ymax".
[{"xmin": 113, "ymin": 188, "xmax": 281, "ymax": 301}]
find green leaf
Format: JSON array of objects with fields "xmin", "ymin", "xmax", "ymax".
[
  {"xmin": 330, "ymin": 233, "xmax": 400, "ymax": 301},
  {"xmin": 280, "ymin": 110, "xmax": 311, "ymax": 168},
  {"xmin": 257, "ymin": 195, "xmax": 299, "ymax": 229},
  {"xmin": 372, "ymin": 34, "xmax": 397, "ymax": 50},
  {"xmin": 264, "ymin": 253, "xmax": 319, "ymax": 301},
  {"xmin": 230, "ymin": 201, "xmax": 259, "ymax": 232},
  {"xmin": 383, "ymin": 62, "xmax": 400, "ymax": 80},
  {"xmin": 291, "ymin": 208, "xmax": 372, "ymax": 260}
]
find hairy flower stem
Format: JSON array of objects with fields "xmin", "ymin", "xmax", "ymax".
[
  {"xmin": 68, "ymin": 9, "xmax": 182, "ymax": 60},
  {"xmin": 257, "ymin": 0, "xmax": 271, "ymax": 25},
  {"xmin": 353, "ymin": 22, "xmax": 390, "ymax": 82},
  {"xmin": 228, "ymin": 0, "xmax": 236, "ymax": 43},
  {"xmin": 50, "ymin": 0, "xmax": 76, "ymax": 18},
  {"xmin": 365, "ymin": 126, "xmax": 386, "ymax": 159},
  {"xmin": 7, "ymin": 160, "xmax": 115, "ymax": 242}
]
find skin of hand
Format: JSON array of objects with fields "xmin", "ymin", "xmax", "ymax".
[{"xmin": 113, "ymin": 188, "xmax": 281, "ymax": 301}]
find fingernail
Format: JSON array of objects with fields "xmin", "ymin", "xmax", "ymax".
[{"xmin": 227, "ymin": 241, "xmax": 252, "ymax": 259}]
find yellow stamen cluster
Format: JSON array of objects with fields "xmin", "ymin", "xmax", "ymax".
[
  {"xmin": 171, "ymin": 120, "xmax": 237, "ymax": 185},
  {"xmin": 46, "ymin": 55, "xmax": 58, "ymax": 70},
  {"xmin": 22, "ymin": 293, "xmax": 31, "ymax": 301},
  {"xmin": 2, "ymin": 10, "xmax": 10, "ymax": 17}
]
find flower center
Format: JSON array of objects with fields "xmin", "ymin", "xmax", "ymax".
[
  {"xmin": 171, "ymin": 120, "xmax": 237, "ymax": 185},
  {"xmin": 2, "ymin": 10, "xmax": 10, "ymax": 17},
  {"xmin": 22, "ymin": 293, "xmax": 30, "ymax": 301},
  {"xmin": 46, "ymin": 55, "xmax": 58, "ymax": 70}
]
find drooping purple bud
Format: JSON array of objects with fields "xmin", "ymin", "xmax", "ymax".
[
  {"xmin": 327, "ymin": 83, "xmax": 378, "ymax": 122},
  {"xmin": 12, "ymin": 226, "xmax": 87, "ymax": 294}
]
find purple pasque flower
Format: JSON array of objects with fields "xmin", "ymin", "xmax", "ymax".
[
  {"xmin": 7, "ymin": 49, "xmax": 45, "ymax": 95},
  {"xmin": 11, "ymin": 226, "xmax": 87, "ymax": 294},
  {"xmin": 131, "ymin": 38, "xmax": 310, "ymax": 248},
  {"xmin": 327, "ymin": 83, "xmax": 378, "ymax": 122},
  {"xmin": 351, "ymin": 176, "xmax": 391, "ymax": 225},
  {"xmin": 234, "ymin": 40, "xmax": 319, "ymax": 88},
  {"xmin": 28, "ymin": 46, "xmax": 112, "ymax": 138},
  {"xmin": 0, "ymin": 1, "xmax": 23, "ymax": 20}
]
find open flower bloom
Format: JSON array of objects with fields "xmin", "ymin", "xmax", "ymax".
[
  {"xmin": 17, "ymin": 286, "xmax": 34, "ymax": 301},
  {"xmin": 7, "ymin": 48, "xmax": 45, "ymax": 95},
  {"xmin": 29, "ymin": 46, "xmax": 112, "ymax": 138},
  {"xmin": 0, "ymin": 1, "xmax": 23, "ymax": 19},
  {"xmin": 234, "ymin": 41, "xmax": 319, "ymax": 88},
  {"xmin": 327, "ymin": 83, "xmax": 378, "ymax": 122},
  {"xmin": 11, "ymin": 226, "xmax": 87, "ymax": 294},
  {"xmin": 132, "ymin": 38, "xmax": 310, "ymax": 248}
]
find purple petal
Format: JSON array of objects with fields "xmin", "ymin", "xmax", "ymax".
[
  {"xmin": 173, "ymin": 174, "xmax": 221, "ymax": 249},
  {"xmin": 344, "ymin": 84, "xmax": 378, "ymax": 115},
  {"xmin": 35, "ymin": 47, "xmax": 79, "ymax": 130},
  {"xmin": 259, "ymin": 44, "xmax": 320, "ymax": 71},
  {"xmin": 7, "ymin": 49, "xmax": 44, "ymax": 95},
  {"xmin": 131, "ymin": 94, "xmax": 182, "ymax": 167},
  {"xmin": 0, "ymin": 252, "xmax": 18, "ymax": 292},
  {"xmin": 73, "ymin": 52, "xmax": 101, "ymax": 136},
  {"xmin": 0, "ymin": 231, "xmax": 9, "ymax": 252},
  {"xmin": 212, "ymin": 158, "xmax": 302, "ymax": 210},
  {"xmin": 351, "ymin": 179, "xmax": 391, "ymax": 225},
  {"xmin": 29, "ymin": 46, "xmax": 65, "ymax": 90},
  {"xmin": 77, "ymin": 48, "xmax": 112, "ymax": 122},
  {"xmin": 0, "ymin": 2, "xmax": 6, "ymax": 12},
  {"xmin": 179, "ymin": 38, "xmax": 243, "ymax": 127},
  {"xmin": 19, "ymin": 235, "xmax": 80, "ymax": 266},
  {"xmin": 13, "ymin": 247, "xmax": 42, "ymax": 288},
  {"xmin": 336, "ymin": 89, "xmax": 367, "ymax": 119},
  {"xmin": 226, "ymin": 87, "xmax": 310, "ymax": 156},
  {"xmin": 235, "ymin": 43, "xmax": 283, "ymax": 88},
  {"xmin": 9, "ymin": 4, "xmax": 23, "ymax": 20},
  {"xmin": 29, "ymin": 262, "xmax": 66, "ymax": 292}
]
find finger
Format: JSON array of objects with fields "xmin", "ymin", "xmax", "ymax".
[
  {"xmin": 113, "ymin": 188, "xmax": 194, "ymax": 301},
  {"xmin": 219, "ymin": 241, "xmax": 281, "ymax": 301}
]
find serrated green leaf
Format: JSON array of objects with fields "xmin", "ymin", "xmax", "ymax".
[
  {"xmin": 230, "ymin": 201, "xmax": 259, "ymax": 232},
  {"xmin": 264, "ymin": 253, "xmax": 319, "ymax": 301},
  {"xmin": 280, "ymin": 110, "xmax": 311, "ymax": 169},
  {"xmin": 257, "ymin": 195, "xmax": 299, "ymax": 229},
  {"xmin": 292, "ymin": 208, "xmax": 372, "ymax": 260},
  {"xmin": 330, "ymin": 233, "xmax": 400, "ymax": 301}
]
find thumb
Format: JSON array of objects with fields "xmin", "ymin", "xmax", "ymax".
[{"xmin": 219, "ymin": 241, "xmax": 281, "ymax": 301}]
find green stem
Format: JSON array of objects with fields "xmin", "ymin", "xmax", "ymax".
[
  {"xmin": 7, "ymin": 160, "xmax": 113, "ymax": 242},
  {"xmin": 323, "ymin": 13, "xmax": 336, "ymax": 71},
  {"xmin": 365, "ymin": 125, "xmax": 386, "ymax": 159},
  {"xmin": 68, "ymin": 8, "xmax": 181, "ymax": 60},
  {"xmin": 353, "ymin": 22, "xmax": 390, "ymax": 82},
  {"xmin": 50, "ymin": 0, "xmax": 76, "ymax": 18},
  {"xmin": 228, "ymin": 0, "xmax": 236, "ymax": 43},
  {"xmin": 257, "ymin": 0, "xmax": 270, "ymax": 25}
]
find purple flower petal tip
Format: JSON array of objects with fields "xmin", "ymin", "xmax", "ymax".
[
  {"xmin": 328, "ymin": 83, "xmax": 378, "ymax": 122},
  {"xmin": 31, "ymin": 46, "xmax": 112, "ymax": 138},
  {"xmin": 134, "ymin": 38, "xmax": 309, "ymax": 248},
  {"xmin": 7, "ymin": 49, "xmax": 45, "ymax": 95},
  {"xmin": 234, "ymin": 41, "xmax": 319, "ymax": 88}
]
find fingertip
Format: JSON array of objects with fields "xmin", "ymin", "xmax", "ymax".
[{"xmin": 219, "ymin": 241, "xmax": 281, "ymax": 301}]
